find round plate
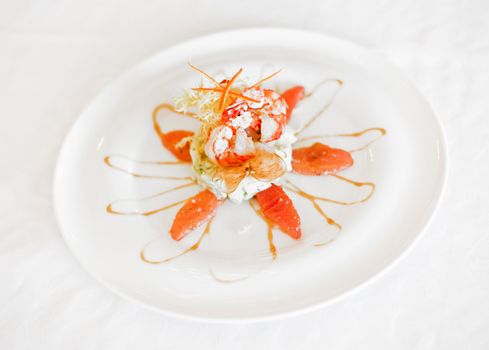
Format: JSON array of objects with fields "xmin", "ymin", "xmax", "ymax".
[{"xmin": 54, "ymin": 28, "xmax": 447, "ymax": 322}]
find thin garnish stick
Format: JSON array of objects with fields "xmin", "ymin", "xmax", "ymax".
[
  {"xmin": 191, "ymin": 87, "xmax": 260, "ymax": 103},
  {"xmin": 187, "ymin": 63, "xmax": 222, "ymax": 87},
  {"xmin": 219, "ymin": 68, "xmax": 243, "ymax": 112},
  {"xmin": 250, "ymin": 69, "xmax": 282, "ymax": 88}
]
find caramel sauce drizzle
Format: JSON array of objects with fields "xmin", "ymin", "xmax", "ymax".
[
  {"xmin": 313, "ymin": 237, "xmax": 337, "ymax": 248},
  {"xmin": 284, "ymin": 176, "xmax": 375, "ymax": 206},
  {"xmin": 104, "ymin": 69, "xmax": 386, "ymax": 270},
  {"xmin": 283, "ymin": 180, "xmax": 342, "ymax": 230},
  {"xmin": 303, "ymin": 78, "xmax": 344, "ymax": 99},
  {"xmin": 103, "ymin": 155, "xmax": 192, "ymax": 180},
  {"xmin": 296, "ymin": 127, "xmax": 387, "ymax": 152},
  {"xmin": 297, "ymin": 79, "xmax": 343, "ymax": 135},
  {"xmin": 331, "ymin": 174, "xmax": 376, "ymax": 193},
  {"xmin": 140, "ymin": 218, "xmax": 213, "ymax": 264},
  {"xmin": 152, "ymin": 102, "xmax": 198, "ymax": 145},
  {"xmin": 249, "ymin": 199, "xmax": 277, "ymax": 260},
  {"xmin": 106, "ymin": 181, "xmax": 197, "ymax": 216},
  {"xmin": 108, "ymin": 197, "xmax": 190, "ymax": 216}
]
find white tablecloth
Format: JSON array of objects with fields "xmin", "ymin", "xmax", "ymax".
[{"xmin": 2, "ymin": 0, "xmax": 488, "ymax": 349}]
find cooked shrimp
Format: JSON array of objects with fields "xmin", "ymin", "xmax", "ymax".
[
  {"xmin": 204, "ymin": 124, "xmax": 256, "ymax": 167},
  {"xmin": 221, "ymin": 86, "xmax": 287, "ymax": 144}
]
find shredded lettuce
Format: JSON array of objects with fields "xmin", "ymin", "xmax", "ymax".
[{"xmin": 173, "ymin": 86, "xmax": 221, "ymax": 125}]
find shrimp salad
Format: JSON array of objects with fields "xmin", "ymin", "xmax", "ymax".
[
  {"xmin": 105, "ymin": 64, "xmax": 384, "ymax": 254},
  {"xmin": 175, "ymin": 67, "xmax": 298, "ymax": 204}
]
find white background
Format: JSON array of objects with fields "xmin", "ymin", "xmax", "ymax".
[{"xmin": 1, "ymin": 0, "xmax": 488, "ymax": 349}]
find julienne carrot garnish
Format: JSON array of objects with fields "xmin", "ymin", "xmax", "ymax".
[
  {"xmin": 191, "ymin": 87, "xmax": 260, "ymax": 104},
  {"xmin": 104, "ymin": 63, "xmax": 386, "ymax": 266}
]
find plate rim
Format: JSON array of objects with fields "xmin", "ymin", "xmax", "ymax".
[{"xmin": 53, "ymin": 27, "xmax": 448, "ymax": 323}]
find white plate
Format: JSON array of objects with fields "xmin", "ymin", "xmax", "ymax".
[{"xmin": 54, "ymin": 28, "xmax": 447, "ymax": 322}]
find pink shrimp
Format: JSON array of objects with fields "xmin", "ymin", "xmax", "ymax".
[
  {"xmin": 206, "ymin": 86, "xmax": 286, "ymax": 167},
  {"xmin": 204, "ymin": 124, "xmax": 256, "ymax": 167},
  {"xmin": 224, "ymin": 87, "xmax": 287, "ymax": 143}
]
